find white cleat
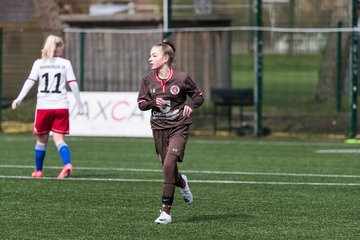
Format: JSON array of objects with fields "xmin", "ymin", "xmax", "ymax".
[
  {"xmin": 154, "ymin": 211, "xmax": 172, "ymax": 224},
  {"xmin": 180, "ymin": 175, "xmax": 193, "ymax": 204}
]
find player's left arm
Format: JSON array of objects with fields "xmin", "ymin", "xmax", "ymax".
[
  {"xmin": 183, "ymin": 76, "xmax": 204, "ymax": 117},
  {"xmin": 12, "ymin": 60, "xmax": 39, "ymax": 110},
  {"xmin": 184, "ymin": 76, "xmax": 204, "ymax": 109},
  {"xmin": 12, "ymin": 79, "xmax": 36, "ymax": 109}
]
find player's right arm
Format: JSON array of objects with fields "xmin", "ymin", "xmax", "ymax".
[
  {"xmin": 68, "ymin": 81, "xmax": 84, "ymax": 114},
  {"xmin": 137, "ymin": 76, "xmax": 157, "ymax": 111}
]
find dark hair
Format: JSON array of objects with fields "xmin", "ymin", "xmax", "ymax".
[
  {"xmin": 162, "ymin": 39, "xmax": 176, "ymax": 53},
  {"xmin": 155, "ymin": 39, "xmax": 176, "ymax": 66}
]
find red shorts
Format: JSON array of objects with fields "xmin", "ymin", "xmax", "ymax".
[{"xmin": 33, "ymin": 109, "xmax": 69, "ymax": 135}]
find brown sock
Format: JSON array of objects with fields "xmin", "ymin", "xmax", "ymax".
[
  {"xmin": 175, "ymin": 173, "xmax": 186, "ymax": 188},
  {"xmin": 162, "ymin": 183, "xmax": 175, "ymax": 214},
  {"xmin": 162, "ymin": 204, "xmax": 171, "ymax": 214}
]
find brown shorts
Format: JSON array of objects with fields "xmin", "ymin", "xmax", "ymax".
[{"xmin": 152, "ymin": 125, "xmax": 190, "ymax": 163}]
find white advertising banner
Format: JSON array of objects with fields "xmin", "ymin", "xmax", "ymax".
[{"xmin": 68, "ymin": 92, "xmax": 152, "ymax": 137}]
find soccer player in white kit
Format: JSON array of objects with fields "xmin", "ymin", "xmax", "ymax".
[{"xmin": 12, "ymin": 35, "xmax": 84, "ymax": 179}]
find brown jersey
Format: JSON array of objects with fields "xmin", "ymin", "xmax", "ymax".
[{"xmin": 137, "ymin": 69, "xmax": 204, "ymax": 130}]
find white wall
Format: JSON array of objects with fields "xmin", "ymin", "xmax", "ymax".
[{"xmin": 68, "ymin": 92, "xmax": 152, "ymax": 137}]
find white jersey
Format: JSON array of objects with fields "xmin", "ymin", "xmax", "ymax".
[{"xmin": 28, "ymin": 57, "xmax": 76, "ymax": 109}]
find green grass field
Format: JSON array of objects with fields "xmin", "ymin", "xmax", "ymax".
[
  {"xmin": 231, "ymin": 53, "xmax": 346, "ymax": 115},
  {"xmin": 0, "ymin": 53, "xmax": 340, "ymax": 124},
  {"xmin": 232, "ymin": 53, "xmax": 322, "ymax": 90},
  {"xmin": 1, "ymin": 135, "xmax": 360, "ymax": 239}
]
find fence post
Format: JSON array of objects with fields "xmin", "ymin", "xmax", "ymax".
[
  {"xmin": 336, "ymin": 21, "xmax": 342, "ymax": 113},
  {"xmin": 0, "ymin": 28, "xmax": 3, "ymax": 132},
  {"xmin": 349, "ymin": 0, "xmax": 358, "ymax": 138},
  {"xmin": 163, "ymin": 0, "xmax": 172, "ymax": 39},
  {"xmin": 79, "ymin": 31, "xmax": 85, "ymax": 91},
  {"xmin": 254, "ymin": 0, "xmax": 263, "ymax": 137}
]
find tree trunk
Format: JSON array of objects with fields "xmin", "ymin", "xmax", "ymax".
[
  {"xmin": 33, "ymin": 0, "xmax": 63, "ymax": 34},
  {"xmin": 315, "ymin": 1, "xmax": 350, "ymax": 101}
]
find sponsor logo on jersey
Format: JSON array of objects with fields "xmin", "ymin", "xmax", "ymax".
[
  {"xmin": 170, "ymin": 85, "xmax": 180, "ymax": 95},
  {"xmin": 160, "ymin": 99, "xmax": 171, "ymax": 113}
]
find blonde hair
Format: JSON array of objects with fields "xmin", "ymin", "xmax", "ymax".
[
  {"xmin": 154, "ymin": 39, "xmax": 176, "ymax": 66},
  {"xmin": 41, "ymin": 35, "xmax": 64, "ymax": 61}
]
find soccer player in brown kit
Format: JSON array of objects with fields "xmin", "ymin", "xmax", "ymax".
[{"xmin": 137, "ymin": 39, "xmax": 204, "ymax": 224}]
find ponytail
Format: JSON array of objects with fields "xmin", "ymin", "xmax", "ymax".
[
  {"xmin": 156, "ymin": 39, "xmax": 176, "ymax": 66},
  {"xmin": 41, "ymin": 35, "xmax": 63, "ymax": 61}
]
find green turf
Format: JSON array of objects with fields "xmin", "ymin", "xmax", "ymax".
[
  {"xmin": 232, "ymin": 53, "xmax": 322, "ymax": 89},
  {"xmin": 0, "ymin": 53, "xmax": 341, "ymax": 125},
  {"xmin": 232, "ymin": 53, "xmax": 346, "ymax": 115},
  {"xmin": 1, "ymin": 135, "xmax": 360, "ymax": 239}
]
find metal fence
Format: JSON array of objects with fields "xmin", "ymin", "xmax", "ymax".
[
  {"xmin": 0, "ymin": 0, "xmax": 357, "ymax": 138},
  {"xmin": 0, "ymin": 26, "xmax": 355, "ymax": 138},
  {"xmin": 64, "ymin": 28, "xmax": 231, "ymax": 98}
]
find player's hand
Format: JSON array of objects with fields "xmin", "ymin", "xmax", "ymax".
[
  {"xmin": 78, "ymin": 107, "xmax": 85, "ymax": 115},
  {"xmin": 11, "ymin": 100, "xmax": 18, "ymax": 110},
  {"xmin": 183, "ymin": 105, "xmax": 193, "ymax": 117},
  {"xmin": 156, "ymin": 98, "xmax": 164, "ymax": 108}
]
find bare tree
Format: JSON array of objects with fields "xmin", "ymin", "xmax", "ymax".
[
  {"xmin": 315, "ymin": 0, "xmax": 350, "ymax": 101},
  {"xmin": 33, "ymin": 0, "xmax": 64, "ymax": 34}
]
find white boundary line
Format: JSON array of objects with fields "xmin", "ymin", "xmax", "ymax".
[
  {"xmin": 316, "ymin": 149, "xmax": 360, "ymax": 154},
  {"xmin": 0, "ymin": 175, "xmax": 359, "ymax": 186},
  {"xmin": 1, "ymin": 164, "xmax": 360, "ymax": 179}
]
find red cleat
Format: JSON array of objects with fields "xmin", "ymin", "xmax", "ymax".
[
  {"xmin": 57, "ymin": 163, "xmax": 72, "ymax": 179},
  {"xmin": 32, "ymin": 170, "xmax": 43, "ymax": 178}
]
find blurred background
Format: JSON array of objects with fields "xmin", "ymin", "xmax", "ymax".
[{"xmin": 0, "ymin": 0, "xmax": 358, "ymax": 139}]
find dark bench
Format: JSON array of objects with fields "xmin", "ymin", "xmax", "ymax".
[{"xmin": 211, "ymin": 88, "xmax": 254, "ymax": 134}]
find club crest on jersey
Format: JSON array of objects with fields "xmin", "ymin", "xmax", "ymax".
[{"xmin": 170, "ymin": 85, "xmax": 180, "ymax": 95}]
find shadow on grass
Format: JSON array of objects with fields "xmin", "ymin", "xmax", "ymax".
[{"xmin": 182, "ymin": 212, "xmax": 253, "ymax": 223}]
